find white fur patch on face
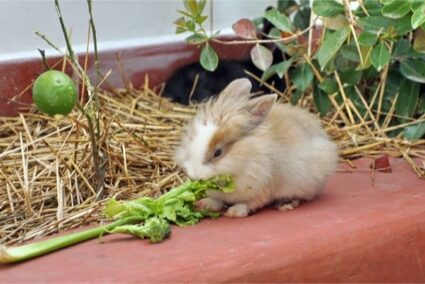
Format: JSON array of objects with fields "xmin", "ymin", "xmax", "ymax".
[{"xmin": 183, "ymin": 119, "xmax": 217, "ymax": 179}]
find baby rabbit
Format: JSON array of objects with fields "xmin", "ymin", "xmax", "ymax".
[{"xmin": 174, "ymin": 78, "xmax": 338, "ymax": 217}]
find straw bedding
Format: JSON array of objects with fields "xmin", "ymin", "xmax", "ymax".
[{"xmin": 0, "ymin": 75, "xmax": 424, "ymax": 246}]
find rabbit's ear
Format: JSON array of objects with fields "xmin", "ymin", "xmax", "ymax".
[
  {"xmin": 219, "ymin": 78, "xmax": 252, "ymax": 99},
  {"xmin": 244, "ymin": 94, "xmax": 277, "ymax": 130}
]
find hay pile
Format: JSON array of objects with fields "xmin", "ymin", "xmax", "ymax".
[
  {"xmin": 0, "ymin": 84, "xmax": 193, "ymax": 245},
  {"xmin": 0, "ymin": 75, "xmax": 424, "ymax": 246}
]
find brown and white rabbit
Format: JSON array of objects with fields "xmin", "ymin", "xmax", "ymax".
[{"xmin": 174, "ymin": 78, "xmax": 338, "ymax": 217}]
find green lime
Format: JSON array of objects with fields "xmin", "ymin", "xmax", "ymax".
[{"xmin": 32, "ymin": 70, "xmax": 77, "ymax": 116}]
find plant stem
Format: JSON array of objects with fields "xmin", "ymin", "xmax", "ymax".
[
  {"xmin": 0, "ymin": 216, "xmax": 143, "ymax": 264},
  {"xmin": 54, "ymin": 0, "xmax": 75, "ymax": 61},
  {"xmin": 212, "ymin": 25, "xmax": 314, "ymax": 45},
  {"xmin": 75, "ymin": 102, "xmax": 102, "ymax": 198},
  {"xmin": 37, "ymin": 49, "xmax": 50, "ymax": 71},
  {"xmin": 87, "ymin": 0, "xmax": 101, "ymax": 141},
  {"xmin": 53, "ymin": 0, "xmax": 105, "ymax": 196}
]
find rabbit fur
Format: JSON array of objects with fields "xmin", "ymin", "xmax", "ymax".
[{"xmin": 174, "ymin": 78, "xmax": 338, "ymax": 217}]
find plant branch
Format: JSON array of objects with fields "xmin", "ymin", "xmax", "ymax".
[
  {"xmin": 37, "ymin": 49, "xmax": 50, "ymax": 71},
  {"xmin": 343, "ymin": 0, "xmax": 364, "ymax": 66},
  {"xmin": 52, "ymin": 0, "xmax": 105, "ymax": 196},
  {"xmin": 212, "ymin": 24, "xmax": 314, "ymax": 45},
  {"xmin": 87, "ymin": 0, "xmax": 101, "ymax": 141}
]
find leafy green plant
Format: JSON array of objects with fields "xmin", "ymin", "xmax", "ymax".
[
  {"xmin": 0, "ymin": 176, "xmax": 235, "ymax": 263},
  {"xmin": 175, "ymin": 0, "xmax": 425, "ymax": 140}
]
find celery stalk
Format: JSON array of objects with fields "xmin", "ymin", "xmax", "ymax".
[
  {"xmin": 0, "ymin": 216, "xmax": 142, "ymax": 264},
  {"xmin": 1, "ymin": 176, "xmax": 235, "ymax": 264}
]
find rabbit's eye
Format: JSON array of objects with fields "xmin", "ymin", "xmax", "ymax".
[{"xmin": 214, "ymin": 148, "xmax": 222, "ymax": 158}]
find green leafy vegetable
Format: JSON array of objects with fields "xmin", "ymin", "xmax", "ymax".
[
  {"xmin": 109, "ymin": 217, "xmax": 171, "ymax": 243},
  {"xmin": 0, "ymin": 176, "xmax": 235, "ymax": 263}
]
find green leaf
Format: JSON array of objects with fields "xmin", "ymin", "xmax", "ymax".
[
  {"xmin": 340, "ymin": 44, "xmax": 360, "ymax": 62},
  {"xmin": 200, "ymin": 45, "xmax": 218, "ymax": 72},
  {"xmin": 313, "ymin": 86, "xmax": 331, "ymax": 116},
  {"xmin": 264, "ymin": 7, "xmax": 292, "ymax": 33},
  {"xmin": 175, "ymin": 26, "xmax": 186, "ymax": 34},
  {"xmin": 412, "ymin": 3, "xmax": 425, "ymax": 29},
  {"xmin": 186, "ymin": 20, "xmax": 195, "ymax": 32},
  {"xmin": 340, "ymin": 69, "xmax": 363, "ymax": 85},
  {"xmin": 312, "ymin": 0, "xmax": 345, "ymax": 17},
  {"xmin": 278, "ymin": 0, "xmax": 297, "ymax": 13},
  {"xmin": 396, "ymin": 79, "xmax": 420, "ymax": 123},
  {"xmin": 294, "ymin": 8, "xmax": 311, "ymax": 30},
  {"xmin": 358, "ymin": 16, "xmax": 395, "ymax": 33},
  {"xmin": 400, "ymin": 59, "xmax": 425, "ymax": 83},
  {"xmin": 111, "ymin": 217, "xmax": 171, "ymax": 243},
  {"xmin": 412, "ymin": 0, "xmax": 424, "ymax": 10},
  {"xmin": 183, "ymin": 0, "xmax": 198, "ymax": 14},
  {"xmin": 250, "ymin": 44, "xmax": 273, "ymax": 71},
  {"xmin": 186, "ymin": 33, "xmax": 207, "ymax": 44},
  {"xmin": 261, "ymin": 59, "xmax": 293, "ymax": 81},
  {"xmin": 404, "ymin": 121, "xmax": 425, "ymax": 140},
  {"xmin": 382, "ymin": 0, "xmax": 411, "ymax": 19},
  {"xmin": 380, "ymin": 0, "xmax": 395, "ymax": 4},
  {"xmin": 355, "ymin": 0, "xmax": 383, "ymax": 16},
  {"xmin": 393, "ymin": 39, "xmax": 412, "ymax": 57},
  {"xmin": 385, "ymin": 70, "xmax": 403, "ymax": 98},
  {"xmin": 322, "ymin": 14, "xmax": 349, "ymax": 30},
  {"xmin": 316, "ymin": 27, "xmax": 350, "ymax": 71},
  {"xmin": 290, "ymin": 90, "xmax": 303, "ymax": 105},
  {"xmin": 195, "ymin": 15, "xmax": 208, "ymax": 25},
  {"xmin": 292, "ymin": 63, "xmax": 314, "ymax": 92},
  {"xmin": 370, "ymin": 41, "xmax": 390, "ymax": 71},
  {"xmin": 394, "ymin": 15, "xmax": 413, "ymax": 36},
  {"xmin": 358, "ymin": 31, "xmax": 379, "ymax": 46},
  {"xmin": 252, "ymin": 16, "xmax": 264, "ymax": 28},
  {"xmin": 319, "ymin": 78, "xmax": 338, "ymax": 94},
  {"xmin": 198, "ymin": 0, "xmax": 206, "ymax": 13}
]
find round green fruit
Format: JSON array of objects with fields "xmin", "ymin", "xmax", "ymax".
[{"xmin": 32, "ymin": 70, "xmax": 77, "ymax": 116}]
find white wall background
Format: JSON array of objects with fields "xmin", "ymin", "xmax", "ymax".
[{"xmin": 0, "ymin": 0, "xmax": 275, "ymax": 61}]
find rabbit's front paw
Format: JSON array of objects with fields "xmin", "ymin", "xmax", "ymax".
[
  {"xmin": 196, "ymin": 197, "xmax": 224, "ymax": 212},
  {"xmin": 225, "ymin": 203, "xmax": 249, "ymax": 218},
  {"xmin": 277, "ymin": 199, "xmax": 300, "ymax": 211}
]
